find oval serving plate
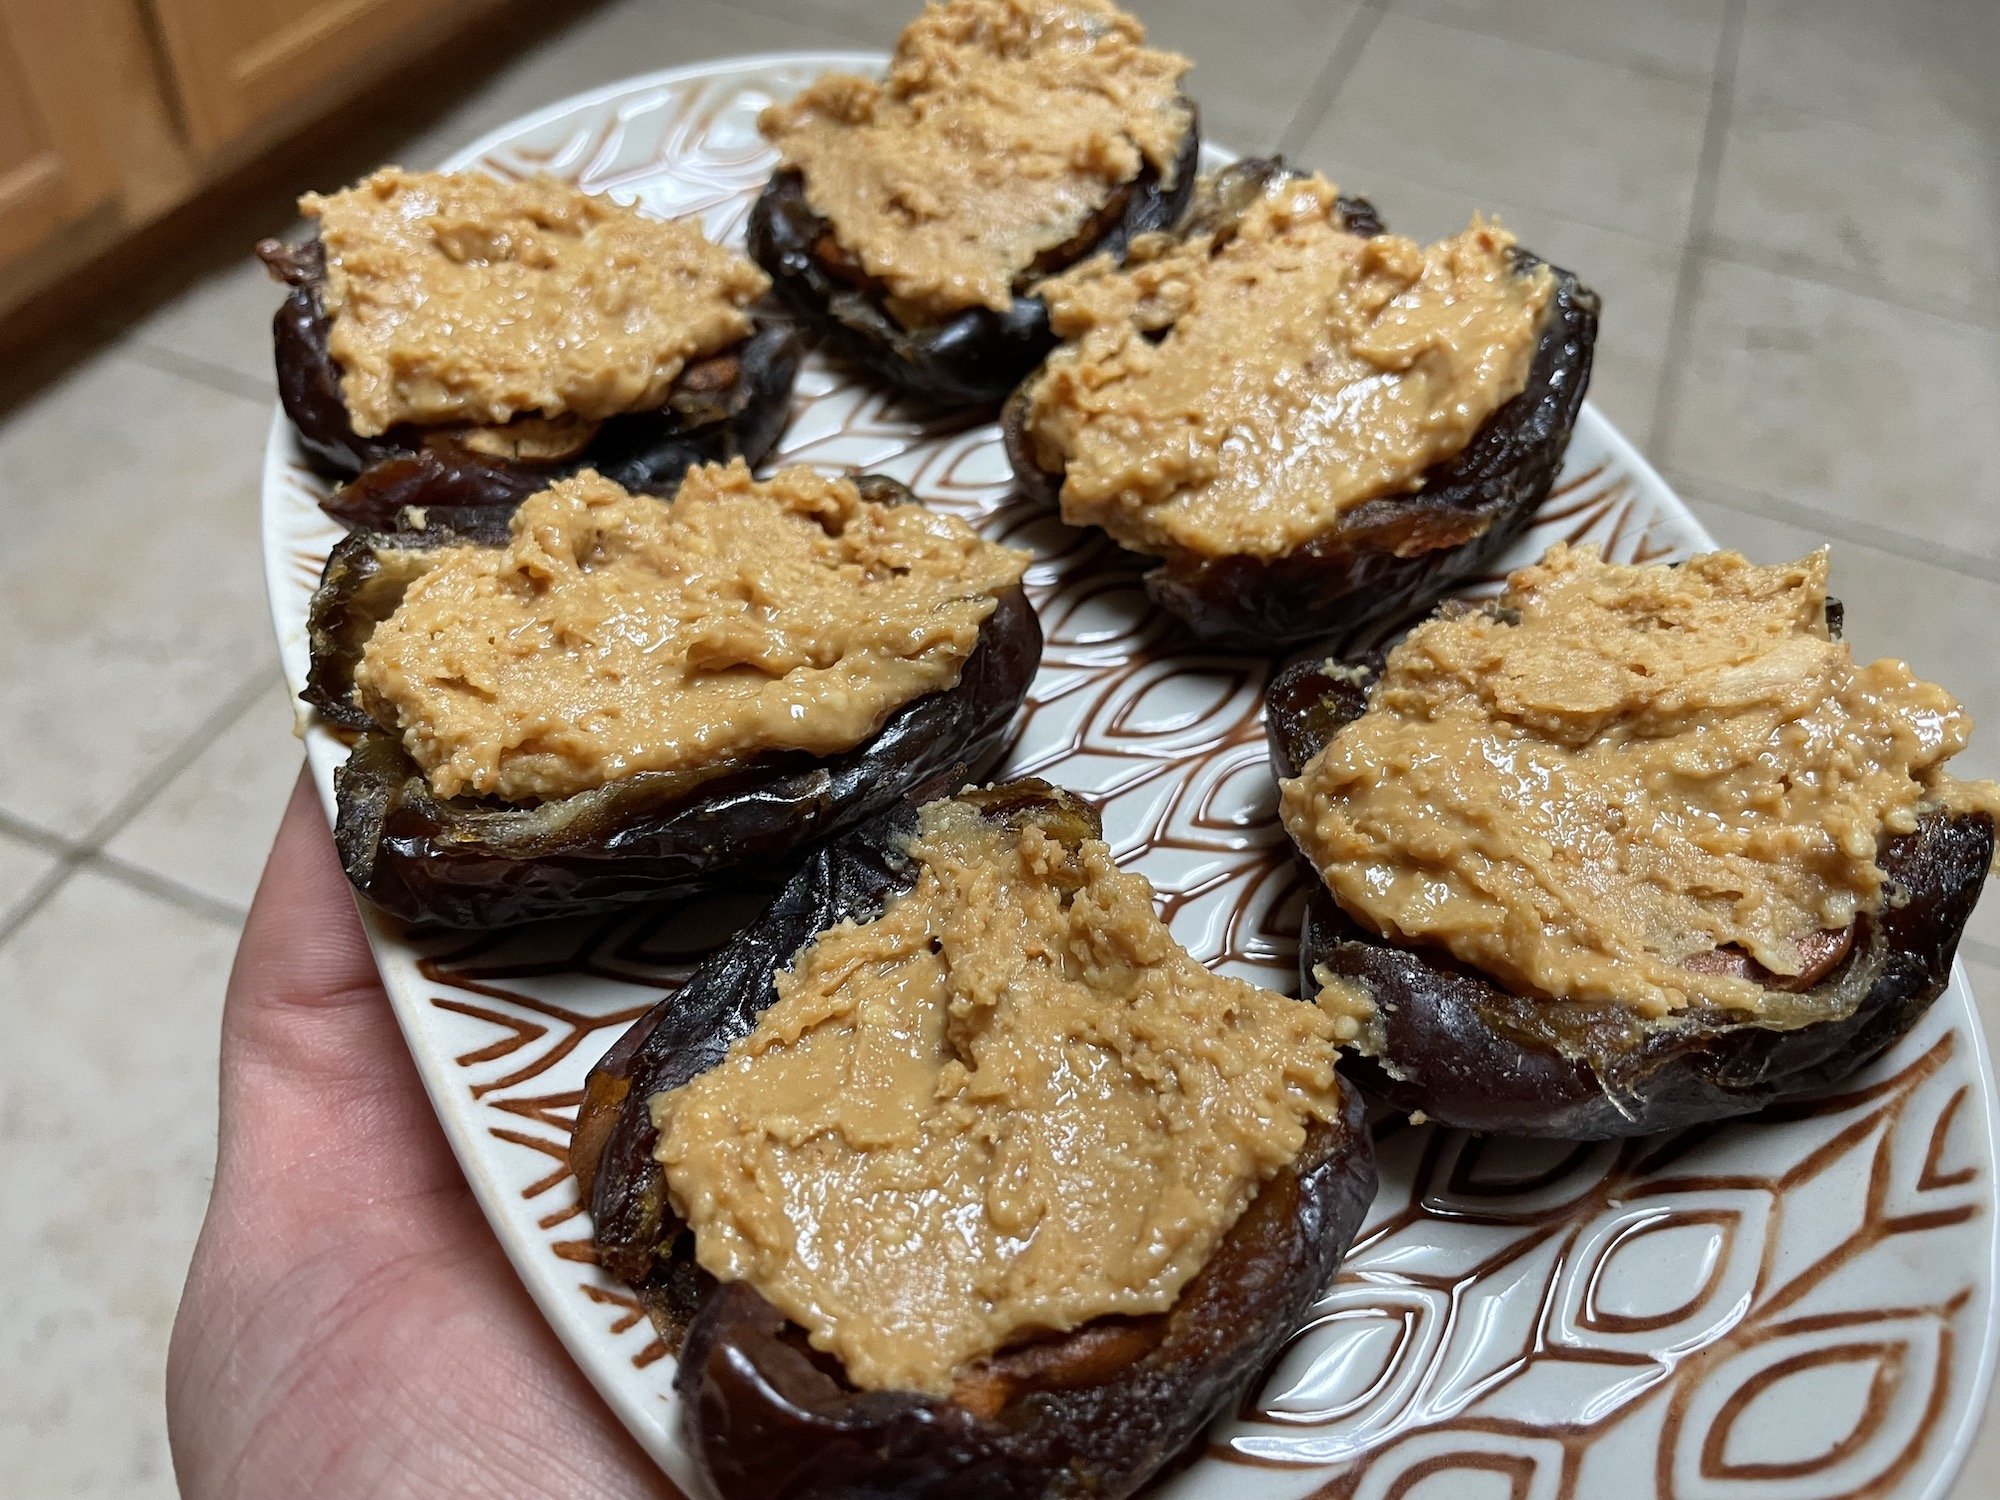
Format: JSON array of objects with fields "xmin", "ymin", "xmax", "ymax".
[{"xmin": 260, "ymin": 53, "xmax": 2000, "ymax": 1500}]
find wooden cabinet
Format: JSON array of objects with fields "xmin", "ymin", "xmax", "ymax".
[
  {"xmin": 0, "ymin": 6, "xmax": 118, "ymax": 266},
  {"xmin": 0, "ymin": 0, "xmax": 508, "ymax": 329},
  {"xmin": 148, "ymin": 0, "xmax": 490, "ymax": 156}
]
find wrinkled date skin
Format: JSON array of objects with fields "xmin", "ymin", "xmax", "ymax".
[
  {"xmin": 299, "ymin": 476, "xmax": 1042, "ymax": 928},
  {"xmin": 745, "ymin": 107, "xmax": 1200, "ymax": 408},
  {"xmin": 1004, "ymin": 157, "xmax": 1600, "ymax": 650},
  {"xmin": 257, "ymin": 236, "xmax": 803, "ymax": 527},
  {"xmin": 575, "ymin": 781, "xmax": 1378, "ymax": 1500},
  {"xmin": 1266, "ymin": 654, "xmax": 1995, "ymax": 1137}
]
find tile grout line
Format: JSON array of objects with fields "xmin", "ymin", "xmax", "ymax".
[
  {"xmin": 0, "ymin": 844, "xmax": 250, "ymax": 947},
  {"xmin": 0, "ymin": 859, "xmax": 79, "ymax": 947},
  {"xmin": 1301, "ymin": 157, "xmax": 1689, "ymax": 255},
  {"xmin": 1670, "ymin": 469, "xmax": 2000, "ymax": 586},
  {"xmin": 1370, "ymin": 5, "xmax": 1720, "ymax": 89},
  {"xmin": 81, "ymin": 668, "xmax": 280, "ymax": 853},
  {"xmin": 1703, "ymin": 233, "xmax": 2000, "ymax": 337},
  {"xmin": 121, "ymin": 343, "xmax": 274, "ymax": 409},
  {"xmin": 1272, "ymin": 1, "xmax": 1387, "ymax": 161},
  {"xmin": 0, "ymin": 669, "xmax": 275, "ymax": 944},
  {"xmin": 0, "ymin": 806, "xmax": 76, "ymax": 858},
  {"xmin": 1254, "ymin": 26, "xmax": 1999, "ymax": 342},
  {"xmin": 1646, "ymin": 0, "xmax": 1744, "ymax": 459},
  {"xmin": 87, "ymin": 851, "xmax": 250, "ymax": 929}
]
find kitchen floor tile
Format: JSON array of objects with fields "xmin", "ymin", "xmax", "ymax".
[
  {"xmin": 104, "ymin": 676, "xmax": 304, "ymax": 917},
  {"xmin": 1389, "ymin": 0, "xmax": 1727, "ymax": 85},
  {"xmin": 1301, "ymin": 13, "xmax": 1711, "ymax": 244},
  {"xmin": 0, "ymin": 872, "xmax": 235, "ymax": 1500},
  {"xmin": 1969, "ymin": 950, "xmax": 2000, "ymax": 1046},
  {"xmin": 1734, "ymin": 0, "xmax": 1997, "ymax": 139},
  {"xmin": 1299, "ymin": 160, "xmax": 1681, "ymax": 446},
  {"xmin": 1712, "ymin": 101, "xmax": 2000, "ymax": 325},
  {"xmin": 125, "ymin": 258, "xmax": 285, "ymax": 402},
  {"xmin": 0, "ymin": 355, "xmax": 273, "ymax": 838},
  {"xmin": 1658, "ymin": 256, "xmax": 2000, "ymax": 569},
  {"xmin": 0, "ymin": 830, "xmax": 61, "ymax": 926},
  {"xmin": 1119, "ymin": 0, "xmax": 1364, "ymax": 154}
]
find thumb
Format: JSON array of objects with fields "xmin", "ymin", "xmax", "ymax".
[{"xmin": 215, "ymin": 768, "xmax": 462, "ymax": 1213}]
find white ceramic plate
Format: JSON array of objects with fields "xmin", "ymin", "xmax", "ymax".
[{"xmin": 260, "ymin": 53, "xmax": 1999, "ymax": 1500}]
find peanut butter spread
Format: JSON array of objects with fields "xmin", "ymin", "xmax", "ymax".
[
  {"xmin": 1281, "ymin": 545, "xmax": 2000, "ymax": 1018},
  {"xmin": 303, "ymin": 169, "xmax": 768, "ymax": 437},
  {"xmin": 352, "ymin": 462, "xmax": 1026, "ymax": 802},
  {"xmin": 651, "ymin": 796, "xmax": 1346, "ymax": 1395},
  {"xmin": 760, "ymin": 0, "xmax": 1190, "ymax": 323},
  {"xmin": 1025, "ymin": 173, "xmax": 1553, "ymax": 559}
]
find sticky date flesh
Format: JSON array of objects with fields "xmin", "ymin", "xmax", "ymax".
[
  {"xmin": 258, "ymin": 235, "xmax": 801, "ymax": 525},
  {"xmin": 576, "ymin": 782, "xmax": 1378, "ymax": 1500},
  {"xmin": 298, "ymin": 477, "xmax": 1041, "ymax": 928},
  {"xmin": 1002, "ymin": 158, "xmax": 1600, "ymax": 650},
  {"xmin": 1266, "ymin": 654, "xmax": 1994, "ymax": 1137},
  {"xmin": 745, "ymin": 107, "xmax": 1200, "ymax": 408}
]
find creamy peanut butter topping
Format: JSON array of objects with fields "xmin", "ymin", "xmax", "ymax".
[
  {"xmin": 651, "ymin": 796, "xmax": 1345, "ymax": 1395},
  {"xmin": 1313, "ymin": 966, "xmax": 1379, "ymax": 1045},
  {"xmin": 1025, "ymin": 173, "xmax": 1553, "ymax": 559},
  {"xmin": 1281, "ymin": 545, "xmax": 2000, "ymax": 1018},
  {"xmin": 760, "ymin": 0, "xmax": 1190, "ymax": 323},
  {"xmin": 353, "ymin": 462, "xmax": 1026, "ymax": 802},
  {"xmin": 304, "ymin": 169, "xmax": 768, "ymax": 437}
]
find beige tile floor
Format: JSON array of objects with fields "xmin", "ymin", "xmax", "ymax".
[{"xmin": 1, "ymin": 0, "xmax": 1996, "ymax": 1493}]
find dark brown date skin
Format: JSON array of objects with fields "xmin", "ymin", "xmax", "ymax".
[
  {"xmin": 1267, "ymin": 652, "xmax": 1994, "ymax": 1137},
  {"xmin": 299, "ymin": 476, "xmax": 1042, "ymax": 928},
  {"xmin": 257, "ymin": 236, "xmax": 802, "ymax": 525},
  {"xmin": 575, "ymin": 780, "xmax": 1378, "ymax": 1500},
  {"xmin": 745, "ymin": 106, "xmax": 1200, "ymax": 408},
  {"xmin": 1004, "ymin": 157, "xmax": 1600, "ymax": 650}
]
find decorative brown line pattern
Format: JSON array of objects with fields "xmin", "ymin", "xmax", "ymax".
[
  {"xmin": 259, "ymin": 61, "xmax": 1995, "ymax": 1500},
  {"xmin": 1702, "ymin": 1342, "xmax": 1904, "ymax": 1482},
  {"xmin": 1923, "ymin": 1089, "xmax": 1977, "ymax": 1192},
  {"xmin": 1391, "ymin": 1452, "xmax": 1542, "ymax": 1500},
  {"xmin": 1260, "ymin": 1035, "xmax": 1984, "ymax": 1500},
  {"xmin": 1579, "ymin": 1211, "xmax": 1736, "ymax": 1337}
]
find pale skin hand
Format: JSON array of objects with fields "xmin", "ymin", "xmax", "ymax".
[{"xmin": 166, "ymin": 772, "xmax": 678, "ymax": 1499}]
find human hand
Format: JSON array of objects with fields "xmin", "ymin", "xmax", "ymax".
[{"xmin": 167, "ymin": 771, "xmax": 677, "ymax": 1498}]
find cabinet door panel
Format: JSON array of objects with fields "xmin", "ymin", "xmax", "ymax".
[
  {"xmin": 0, "ymin": 6, "xmax": 118, "ymax": 266},
  {"xmin": 149, "ymin": 0, "xmax": 487, "ymax": 156}
]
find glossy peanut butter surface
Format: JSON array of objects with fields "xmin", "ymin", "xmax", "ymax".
[
  {"xmin": 1026, "ymin": 173, "xmax": 1551, "ymax": 559},
  {"xmin": 761, "ymin": 0, "xmax": 1189, "ymax": 323},
  {"xmin": 354, "ymin": 463, "xmax": 1025, "ymax": 802},
  {"xmin": 1282, "ymin": 544, "xmax": 2000, "ymax": 1016},
  {"xmin": 650, "ymin": 798, "xmax": 1346, "ymax": 1395},
  {"xmin": 306, "ymin": 168, "xmax": 767, "ymax": 436}
]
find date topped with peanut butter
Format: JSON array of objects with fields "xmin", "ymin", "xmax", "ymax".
[
  {"xmin": 649, "ymin": 794, "xmax": 1348, "ymax": 1395},
  {"xmin": 352, "ymin": 462, "xmax": 1026, "ymax": 803},
  {"xmin": 1024, "ymin": 171, "xmax": 1552, "ymax": 559},
  {"xmin": 760, "ymin": 0, "xmax": 1190, "ymax": 324},
  {"xmin": 1281, "ymin": 544, "xmax": 2000, "ymax": 1018},
  {"xmin": 303, "ymin": 168, "xmax": 768, "ymax": 437}
]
